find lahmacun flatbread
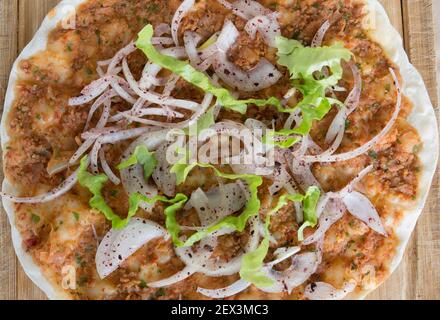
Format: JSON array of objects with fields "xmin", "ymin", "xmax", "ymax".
[{"xmin": 1, "ymin": 0, "xmax": 438, "ymax": 300}]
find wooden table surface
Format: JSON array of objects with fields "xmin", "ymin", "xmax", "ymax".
[{"xmin": 0, "ymin": 0, "xmax": 439, "ymax": 300}]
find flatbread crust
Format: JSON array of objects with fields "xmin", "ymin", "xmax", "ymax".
[{"xmin": 1, "ymin": 0, "xmax": 438, "ymax": 299}]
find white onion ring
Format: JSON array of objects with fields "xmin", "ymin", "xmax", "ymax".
[
  {"xmin": 96, "ymin": 218, "xmax": 169, "ymax": 279},
  {"xmin": 1, "ymin": 168, "xmax": 79, "ymax": 204},
  {"xmin": 175, "ymin": 216, "xmax": 260, "ymax": 277},
  {"xmin": 213, "ymin": 20, "xmax": 281, "ymax": 92},
  {"xmin": 171, "ymin": 0, "xmax": 195, "ymax": 46},
  {"xmin": 304, "ymin": 68, "xmax": 401, "ymax": 163},
  {"xmin": 152, "ymin": 142, "xmax": 177, "ymax": 197},
  {"xmin": 311, "ymin": 20, "xmax": 331, "ymax": 48},
  {"xmin": 245, "ymin": 12, "xmax": 280, "ymax": 47},
  {"xmin": 342, "ymin": 191, "xmax": 387, "ymax": 236},
  {"xmin": 120, "ymin": 130, "xmax": 168, "ymax": 211},
  {"xmin": 324, "ymin": 61, "xmax": 362, "ymax": 144},
  {"xmin": 304, "ymin": 281, "xmax": 356, "ymax": 300},
  {"xmin": 99, "ymin": 148, "xmax": 121, "ymax": 185},
  {"xmin": 197, "ymin": 279, "xmax": 251, "ymax": 299}
]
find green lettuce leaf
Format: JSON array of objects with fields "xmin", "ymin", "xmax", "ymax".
[
  {"xmin": 276, "ymin": 37, "xmax": 352, "ymax": 91},
  {"xmin": 117, "ymin": 145, "xmax": 157, "ymax": 180},
  {"xmin": 239, "ymin": 193, "xmax": 305, "ymax": 287},
  {"xmin": 136, "ymin": 25, "xmax": 247, "ymax": 114},
  {"xmin": 274, "ymin": 36, "xmax": 351, "ymax": 143},
  {"xmin": 79, "ymin": 156, "xmax": 187, "ymax": 230},
  {"xmin": 183, "ymin": 106, "xmax": 216, "ymax": 136},
  {"xmin": 298, "ymin": 186, "xmax": 321, "ymax": 241},
  {"xmin": 169, "ymin": 161, "xmax": 263, "ymax": 247}
]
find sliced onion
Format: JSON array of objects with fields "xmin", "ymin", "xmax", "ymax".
[
  {"xmin": 217, "ymin": 0, "xmax": 269, "ymax": 20},
  {"xmin": 197, "ymin": 279, "xmax": 251, "ymax": 299},
  {"xmin": 311, "ymin": 20, "xmax": 331, "ymax": 48},
  {"xmin": 325, "ymin": 61, "xmax": 362, "ymax": 144},
  {"xmin": 304, "ymin": 281, "xmax": 356, "ymax": 300},
  {"xmin": 342, "ymin": 191, "xmax": 387, "ymax": 236},
  {"xmin": 120, "ymin": 130, "xmax": 168, "ymax": 211},
  {"xmin": 84, "ymin": 89, "xmax": 118, "ymax": 131},
  {"xmin": 47, "ymin": 161, "xmax": 69, "ymax": 176},
  {"xmin": 245, "ymin": 12, "xmax": 280, "ymax": 47},
  {"xmin": 183, "ymin": 31, "xmax": 203, "ymax": 68},
  {"xmin": 187, "ymin": 182, "xmax": 247, "ymax": 225},
  {"xmin": 96, "ymin": 218, "xmax": 169, "ymax": 279},
  {"xmin": 171, "ymin": 0, "xmax": 195, "ymax": 46},
  {"xmin": 152, "ymin": 142, "xmax": 177, "ymax": 197},
  {"xmin": 289, "ymin": 157, "xmax": 322, "ymax": 192},
  {"xmin": 69, "ymin": 138, "xmax": 98, "ymax": 165},
  {"xmin": 260, "ymin": 251, "xmax": 319, "ymax": 294},
  {"xmin": 1, "ymin": 168, "xmax": 79, "ymax": 204},
  {"xmin": 341, "ymin": 164, "xmax": 373, "ymax": 194},
  {"xmin": 122, "ymin": 57, "xmax": 199, "ymax": 111},
  {"xmin": 148, "ymin": 265, "xmax": 197, "ymax": 288},
  {"xmin": 216, "ymin": 20, "xmax": 240, "ymax": 53},
  {"xmin": 232, "ymin": 0, "xmax": 271, "ymax": 18},
  {"xmin": 268, "ymin": 166, "xmax": 291, "ymax": 195},
  {"xmin": 175, "ymin": 216, "xmax": 260, "ymax": 276},
  {"xmin": 151, "ymin": 37, "xmax": 175, "ymax": 46},
  {"xmin": 69, "ymin": 76, "xmax": 115, "ymax": 106},
  {"xmin": 99, "ymin": 148, "xmax": 121, "ymax": 185},
  {"xmin": 155, "ymin": 23, "xmax": 171, "ymax": 36},
  {"xmin": 302, "ymin": 198, "xmax": 346, "ymax": 245},
  {"xmin": 213, "ymin": 21, "xmax": 281, "ymax": 91},
  {"xmin": 304, "ymin": 68, "xmax": 401, "ymax": 163},
  {"xmin": 214, "ymin": 55, "xmax": 282, "ymax": 92},
  {"xmin": 216, "ymin": 0, "xmax": 249, "ymax": 19},
  {"xmin": 106, "ymin": 41, "xmax": 137, "ymax": 75}
]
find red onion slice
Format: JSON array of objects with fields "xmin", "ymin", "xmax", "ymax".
[
  {"xmin": 197, "ymin": 279, "xmax": 251, "ymax": 299},
  {"xmin": 304, "ymin": 281, "xmax": 356, "ymax": 300},
  {"xmin": 175, "ymin": 216, "xmax": 260, "ymax": 276},
  {"xmin": 217, "ymin": 0, "xmax": 270, "ymax": 20},
  {"xmin": 302, "ymin": 198, "xmax": 346, "ymax": 245},
  {"xmin": 99, "ymin": 148, "xmax": 121, "ymax": 185},
  {"xmin": 152, "ymin": 142, "xmax": 177, "ymax": 197},
  {"xmin": 260, "ymin": 251, "xmax": 319, "ymax": 294},
  {"xmin": 245, "ymin": 12, "xmax": 280, "ymax": 47},
  {"xmin": 120, "ymin": 130, "xmax": 168, "ymax": 210},
  {"xmin": 216, "ymin": 0, "xmax": 248, "ymax": 19},
  {"xmin": 325, "ymin": 61, "xmax": 362, "ymax": 144},
  {"xmin": 304, "ymin": 68, "xmax": 401, "ymax": 163},
  {"xmin": 106, "ymin": 41, "xmax": 137, "ymax": 75},
  {"xmin": 155, "ymin": 23, "xmax": 172, "ymax": 37},
  {"xmin": 151, "ymin": 37, "xmax": 175, "ymax": 46},
  {"xmin": 214, "ymin": 21, "xmax": 281, "ymax": 91},
  {"xmin": 1, "ymin": 168, "xmax": 79, "ymax": 204},
  {"xmin": 171, "ymin": 0, "xmax": 195, "ymax": 46},
  {"xmin": 96, "ymin": 218, "xmax": 169, "ymax": 279},
  {"xmin": 122, "ymin": 57, "xmax": 200, "ymax": 111},
  {"xmin": 342, "ymin": 191, "xmax": 387, "ymax": 236},
  {"xmin": 214, "ymin": 55, "xmax": 282, "ymax": 92},
  {"xmin": 311, "ymin": 20, "xmax": 331, "ymax": 48},
  {"xmin": 187, "ymin": 182, "xmax": 247, "ymax": 225},
  {"xmin": 69, "ymin": 76, "xmax": 115, "ymax": 106},
  {"xmin": 183, "ymin": 31, "xmax": 203, "ymax": 68},
  {"xmin": 232, "ymin": 0, "xmax": 271, "ymax": 18}
]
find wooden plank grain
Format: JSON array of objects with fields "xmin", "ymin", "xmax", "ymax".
[
  {"xmin": 18, "ymin": 0, "xmax": 60, "ymax": 52},
  {"xmin": 0, "ymin": 0, "xmax": 18, "ymax": 301},
  {"xmin": 401, "ymin": 0, "xmax": 440, "ymax": 300}
]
